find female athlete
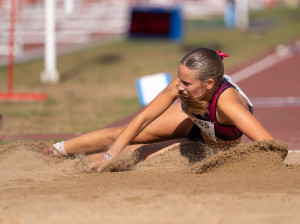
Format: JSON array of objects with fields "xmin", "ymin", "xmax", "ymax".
[{"xmin": 43, "ymin": 48, "xmax": 273, "ymax": 172}]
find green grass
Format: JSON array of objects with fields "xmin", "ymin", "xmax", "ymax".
[{"xmin": 0, "ymin": 6, "xmax": 299, "ymax": 139}]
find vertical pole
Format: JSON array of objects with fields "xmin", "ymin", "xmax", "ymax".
[
  {"xmin": 236, "ymin": 0, "xmax": 249, "ymax": 31},
  {"xmin": 40, "ymin": 0, "xmax": 59, "ymax": 83},
  {"xmin": 8, "ymin": 0, "xmax": 16, "ymax": 94}
]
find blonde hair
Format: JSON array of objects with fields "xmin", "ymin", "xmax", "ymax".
[{"xmin": 179, "ymin": 91, "xmax": 208, "ymax": 116}]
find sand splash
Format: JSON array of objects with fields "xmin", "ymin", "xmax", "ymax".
[
  {"xmin": 191, "ymin": 140, "xmax": 288, "ymax": 174},
  {"xmin": 104, "ymin": 139, "xmax": 289, "ymax": 174},
  {"xmin": 0, "ymin": 139, "xmax": 289, "ymax": 180}
]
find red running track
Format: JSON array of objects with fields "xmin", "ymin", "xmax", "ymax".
[{"xmin": 236, "ymin": 50, "xmax": 300, "ymax": 150}]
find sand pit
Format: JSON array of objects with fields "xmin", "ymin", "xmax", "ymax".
[{"xmin": 0, "ymin": 140, "xmax": 300, "ymax": 224}]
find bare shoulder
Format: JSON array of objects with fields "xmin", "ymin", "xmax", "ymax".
[
  {"xmin": 217, "ymin": 87, "xmax": 248, "ymax": 110},
  {"xmin": 216, "ymin": 87, "xmax": 250, "ymax": 125}
]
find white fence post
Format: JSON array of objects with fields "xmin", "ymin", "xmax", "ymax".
[{"xmin": 40, "ymin": 0, "xmax": 59, "ymax": 83}]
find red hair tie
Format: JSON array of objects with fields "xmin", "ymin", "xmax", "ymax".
[{"xmin": 217, "ymin": 50, "xmax": 229, "ymax": 60}]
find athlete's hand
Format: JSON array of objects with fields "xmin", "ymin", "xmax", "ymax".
[{"xmin": 85, "ymin": 155, "xmax": 112, "ymax": 173}]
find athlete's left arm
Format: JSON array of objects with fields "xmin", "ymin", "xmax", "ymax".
[{"xmin": 217, "ymin": 88, "xmax": 273, "ymax": 141}]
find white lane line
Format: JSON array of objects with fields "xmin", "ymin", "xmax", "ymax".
[
  {"xmin": 250, "ymin": 96, "xmax": 300, "ymax": 108},
  {"xmin": 231, "ymin": 53, "xmax": 292, "ymax": 83},
  {"xmin": 231, "ymin": 40, "xmax": 300, "ymax": 83}
]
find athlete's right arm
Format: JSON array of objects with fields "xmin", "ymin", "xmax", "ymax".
[{"xmin": 97, "ymin": 77, "xmax": 180, "ymax": 171}]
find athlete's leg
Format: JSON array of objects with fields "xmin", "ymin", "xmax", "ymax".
[
  {"xmin": 84, "ymin": 101, "xmax": 195, "ymax": 161},
  {"xmin": 51, "ymin": 101, "xmax": 194, "ymax": 156},
  {"xmin": 124, "ymin": 101, "xmax": 195, "ymax": 159},
  {"xmin": 131, "ymin": 101, "xmax": 194, "ymax": 143},
  {"xmin": 63, "ymin": 126, "xmax": 126, "ymax": 155}
]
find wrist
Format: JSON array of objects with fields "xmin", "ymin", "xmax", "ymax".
[
  {"xmin": 103, "ymin": 152, "xmax": 113, "ymax": 162},
  {"xmin": 107, "ymin": 145, "xmax": 124, "ymax": 158}
]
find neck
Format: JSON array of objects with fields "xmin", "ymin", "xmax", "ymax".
[{"xmin": 203, "ymin": 84, "xmax": 220, "ymax": 102}]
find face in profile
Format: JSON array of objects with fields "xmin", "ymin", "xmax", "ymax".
[{"xmin": 177, "ymin": 64, "xmax": 208, "ymax": 100}]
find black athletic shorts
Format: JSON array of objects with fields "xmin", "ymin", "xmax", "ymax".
[{"xmin": 188, "ymin": 124, "xmax": 206, "ymax": 143}]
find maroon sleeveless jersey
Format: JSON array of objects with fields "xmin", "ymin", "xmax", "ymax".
[{"xmin": 182, "ymin": 75, "xmax": 253, "ymax": 142}]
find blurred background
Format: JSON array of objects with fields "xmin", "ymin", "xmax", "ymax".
[
  {"xmin": 1, "ymin": 0, "xmax": 299, "ymax": 65},
  {"xmin": 0, "ymin": 0, "xmax": 299, "ymax": 140}
]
